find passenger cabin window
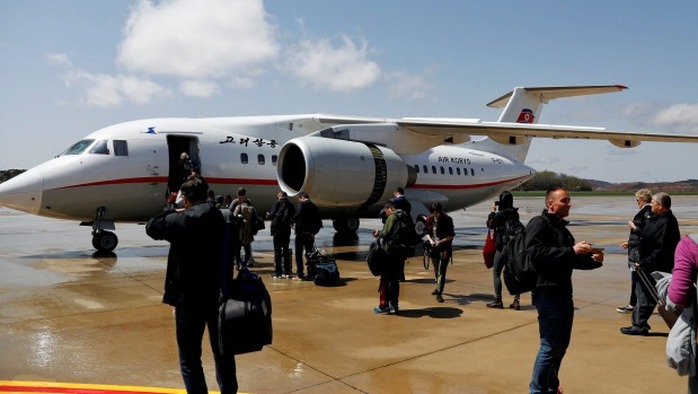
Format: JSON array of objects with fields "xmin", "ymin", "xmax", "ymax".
[
  {"xmin": 258, "ymin": 154, "xmax": 265, "ymax": 165},
  {"xmin": 457, "ymin": 168, "xmax": 461, "ymax": 175},
  {"xmin": 431, "ymin": 165, "xmax": 437, "ymax": 174},
  {"xmin": 448, "ymin": 167, "xmax": 453, "ymax": 175},
  {"xmin": 471, "ymin": 168, "xmax": 475, "ymax": 176},
  {"xmin": 62, "ymin": 139, "xmax": 95, "ymax": 155},
  {"xmin": 241, "ymin": 153, "xmax": 248, "ymax": 164},
  {"xmin": 463, "ymin": 167, "xmax": 468, "ymax": 176},
  {"xmin": 440, "ymin": 166, "xmax": 445, "ymax": 175},
  {"xmin": 89, "ymin": 140, "xmax": 109, "ymax": 155},
  {"xmin": 114, "ymin": 140, "xmax": 128, "ymax": 156},
  {"xmin": 272, "ymin": 155, "xmax": 278, "ymax": 166},
  {"xmin": 414, "ymin": 164, "xmax": 419, "ymax": 173},
  {"xmin": 423, "ymin": 165, "xmax": 428, "ymax": 174}
]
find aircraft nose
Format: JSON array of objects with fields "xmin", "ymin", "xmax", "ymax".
[{"xmin": 0, "ymin": 169, "xmax": 43, "ymax": 215}]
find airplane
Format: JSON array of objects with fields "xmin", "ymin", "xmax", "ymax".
[{"xmin": 2, "ymin": 84, "xmax": 698, "ymax": 253}]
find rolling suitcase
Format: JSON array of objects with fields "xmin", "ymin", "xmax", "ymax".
[{"xmin": 636, "ymin": 268, "xmax": 678, "ymax": 329}]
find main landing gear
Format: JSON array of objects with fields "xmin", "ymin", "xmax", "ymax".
[{"xmin": 332, "ymin": 218, "xmax": 360, "ymax": 233}]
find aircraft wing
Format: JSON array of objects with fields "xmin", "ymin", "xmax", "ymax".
[{"xmin": 314, "ymin": 114, "xmax": 698, "ymax": 148}]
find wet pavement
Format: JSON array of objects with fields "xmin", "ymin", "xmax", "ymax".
[{"xmin": 2, "ymin": 195, "xmax": 698, "ymax": 393}]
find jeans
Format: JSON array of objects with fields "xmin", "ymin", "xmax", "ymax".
[
  {"xmin": 432, "ymin": 249, "xmax": 451, "ymax": 294},
  {"xmin": 175, "ymin": 302, "xmax": 237, "ymax": 394},
  {"xmin": 492, "ymin": 250, "xmax": 520, "ymax": 302},
  {"xmin": 633, "ymin": 269, "xmax": 657, "ymax": 330},
  {"xmin": 530, "ymin": 292, "xmax": 574, "ymax": 394},
  {"xmin": 272, "ymin": 230, "xmax": 292, "ymax": 275},
  {"xmin": 295, "ymin": 232, "xmax": 314, "ymax": 277}
]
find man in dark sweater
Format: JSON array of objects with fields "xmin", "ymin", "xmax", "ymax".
[{"xmin": 525, "ymin": 186, "xmax": 603, "ymax": 394}]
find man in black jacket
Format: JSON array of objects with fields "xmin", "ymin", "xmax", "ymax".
[
  {"xmin": 146, "ymin": 175, "xmax": 237, "ymax": 394},
  {"xmin": 267, "ymin": 191, "xmax": 296, "ymax": 278},
  {"xmin": 525, "ymin": 186, "xmax": 603, "ymax": 394},
  {"xmin": 292, "ymin": 192, "xmax": 323, "ymax": 280},
  {"xmin": 621, "ymin": 192, "xmax": 680, "ymax": 336}
]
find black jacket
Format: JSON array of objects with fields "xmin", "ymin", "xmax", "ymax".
[
  {"xmin": 627, "ymin": 204, "xmax": 652, "ymax": 262},
  {"xmin": 269, "ymin": 198, "xmax": 295, "ymax": 235},
  {"xmin": 525, "ymin": 210, "xmax": 602, "ymax": 297},
  {"xmin": 638, "ymin": 209, "xmax": 680, "ymax": 273},
  {"xmin": 145, "ymin": 202, "xmax": 225, "ymax": 307},
  {"xmin": 293, "ymin": 200, "xmax": 322, "ymax": 234},
  {"xmin": 488, "ymin": 207, "xmax": 520, "ymax": 251}
]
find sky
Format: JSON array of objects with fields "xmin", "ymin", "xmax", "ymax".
[{"xmin": 1, "ymin": 0, "xmax": 697, "ymax": 183}]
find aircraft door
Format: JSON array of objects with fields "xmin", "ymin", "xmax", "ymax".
[{"xmin": 166, "ymin": 136, "xmax": 201, "ymax": 195}]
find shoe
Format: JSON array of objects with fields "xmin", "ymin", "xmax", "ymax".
[
  {"xmin": 373, "ymin": 306, "xmax": 390, "ymax": 314},
  {"xmin": 620, "ymin": 326, "xmax": 649, "ymax": 336},
  {"xmin": 436, "ymin": 294, "xmax": 444, "ymax": 303},
  {"xmin": 509, "ymin": 300, "xmax": 521, "ymax": 310},
  {"xmin": 389, "ymin": 304, "xmax": 399, "ymax": 314},
  {"xmin": 486, "ymin": 300, "xmax": 503, "ymax": 309},
  {"xmin": 271, "ymin": 273, "xmax": 281, "ymax": 279},
  {"xmin": 292, "ymin": 275, "xmax": 304, "ymax": 281},
  {"xmin": 616, "ymin": 305, "xmax": 634, "ymax": 313},
  {"xmin": 282, "ymin": 274, "xmax": 291, "ymax": 279},
  {"xmin": 431, "ymin": 290, "xmax": 439, "ymax": 295}
]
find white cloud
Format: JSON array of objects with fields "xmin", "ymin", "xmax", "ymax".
[
  {"xmin": 385, "ymin": 71, "xmax": 434, "ymax": 101},
  {"xmin": 651, "ymin": 104, "xmax": 698, "ymax": 132},
  {"xmin": 118, "ymin": 0, "xmax": 278, "ymax": 81},
  {"xmin": 285, "ymin": 35, "xmax": 381, "ymax": 92},
  {"xmin": 179, "ymin": 80, "xmax": 220, "ymax": 97},
  {"xmin": 64, "ymin": 69, "xmax": 170, "ymax": 108},
  {"xmin": 46, "ymin": 53, "xmax": 72, "ymax": 67}
]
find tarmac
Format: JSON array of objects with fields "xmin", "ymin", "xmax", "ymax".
[{"xmin": 2, "ymin": 195, "xmax": 698, "ymax": 393}]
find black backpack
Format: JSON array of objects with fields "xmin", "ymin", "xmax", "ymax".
[
  {"xmin": 502, "ymin": 219, "xmax": 538, "ymax": 295},
  {"xmin": 386, "ymin": 210, "xmax": 419, "ymax": 249}
]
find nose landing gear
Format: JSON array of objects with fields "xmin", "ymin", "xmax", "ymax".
[{"xmin": 82, "ymin": 206, "xmax": 119, "ymax": 252}]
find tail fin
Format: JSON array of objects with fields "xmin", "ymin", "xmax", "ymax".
[{"xmin": 476, "ymin": 85, "xmax": 627, "ymax": 161}]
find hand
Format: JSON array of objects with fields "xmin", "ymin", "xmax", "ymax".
[
  {"xmin": 591, "ymin": 251, "xmax": 604, "ymax": 263},
  {"xmin": 620, "ymin": 242, "xmax": 628, "ymax": 249},
  {"xmin": 573, "ymin": 241, "xmax": 592, "ymax": 255}
]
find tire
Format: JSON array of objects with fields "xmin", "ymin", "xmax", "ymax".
[{"xmin": 92, "ymin": 231, "xmax": 118, "ymax": 252}]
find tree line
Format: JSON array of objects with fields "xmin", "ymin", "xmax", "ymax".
[{"xmin": 514, "ymin": 171, "xmax": 592, "ymax": 192}]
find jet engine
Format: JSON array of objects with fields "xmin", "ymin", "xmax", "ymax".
[{"xmin": 277, "ymin": 136, "xmax": 412, "ymax": 208}]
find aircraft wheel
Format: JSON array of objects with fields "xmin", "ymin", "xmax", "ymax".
[
  {"xmin": 332, "ymin": 218, "xmax": 360, "ymax": 233},
  {"xmin": 92, "ymin": 231, "xmax": 118, "ymax": 252},
  {"xmin": 414, "ymin": 214, "xmax": 427, "ymax": 237}
]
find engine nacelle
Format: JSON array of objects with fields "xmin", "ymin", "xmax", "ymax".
[{"xmin": 277, "ymin": 136, "xmax": 410, "ymax": 207}]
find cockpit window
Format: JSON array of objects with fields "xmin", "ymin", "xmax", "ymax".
[
  {"xmin": 62, "ymin": 139, "xmax": 95, "ymax": 155},
  {"xmin": 89, "ymin": 140, "xmax": 109, "ymax": 154}
]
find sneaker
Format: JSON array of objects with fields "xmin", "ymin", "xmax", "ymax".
[
  {"xmin": 292, "ymin": 275, "xmax": 305, "ymax": 281},
  {"xmin": 486, "ymin": 300, "xmax": 503, "ymax": 309},
  {"xmin": 616, "ymin": 305, "xmax": 634, "ymax": 313},
  {"xmin": 436, "ymin": 294, "xmax": 444, "ymax": 303},
  {"xmin": 282, "ymin": 274, "xmax": 291, "ymax": 279},
  {"xmin": 389, "ymin": 304, "xmax": 399, "ymax": 314},
  {"xmin": 271, "ymin": 273, "xmax": 282, "ymax": 279},
  {"xmin": 620, "ymin": 326, "xmax": 649, "ymax": 336},
  {"xmin": 373, "ymin": 306, "xmax": 390, "ymax": 314},
  {"xmin": 509, "ymin": 299, "xmax": 521, "ymax": 311},
  {"xmin": 431, "ymin": 290, "xmax": 439, "ymax": 295}
]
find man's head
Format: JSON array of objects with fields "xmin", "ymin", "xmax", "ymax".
[
  {"xmin": 651, "ymin": 192, "xmax": 671, "ymax": 215},
  {"xmin": 545, "ymin": 186, "xmax": 571, "ymax": 218},
  {"xmin": 429, "ymin": 202, "xmax": 443, "ymax": 218},
  {"xmin": 383, "ymin": 201, "xmax": 396, "ymax": 216},
  {"xmin": 299, "ymin": 192, "xmax": 309, "ymax": 201},
  {"xmin": 394, "ymin": 187, "xmax": 405, "ymax": 197},
  {"xmin": 180, "ymin": 174, "xmax": 208, "ymax": 206},
  {"xmin": 179, "ymin": 152, "xmax": 189, "ymax": 161},
  {"xmin": 277, "ymin": 191, "xmax": 288, "ymax": 200},
  {"xmin": 237, "ymin": 187, "xmax": 247, "ymax": 197},
  {"xmin": 497, "ymin": 191, "xmax": 514, "ymax": 210}
]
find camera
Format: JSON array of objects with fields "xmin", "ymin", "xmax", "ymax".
[{"xmin": 494, "ymin": 201, "xmax": 499, "ymax": 206}]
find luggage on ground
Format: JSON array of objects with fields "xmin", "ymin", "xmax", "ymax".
[
  {"xmin": 218, "ymin": 267, "xmax": 272, "ymax": 355},
  {"xmin": 306, "ymin": 247, "xmax": 340, "ymax": 286}
]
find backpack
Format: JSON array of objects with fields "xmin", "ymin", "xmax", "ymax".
[
  {"xmin": 502, "ymin": 219, "xmax": 538, "ymax": 295},
  {"xmin": 386, "ymin": 210, "xmax": 420, "ymax": 249}
]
